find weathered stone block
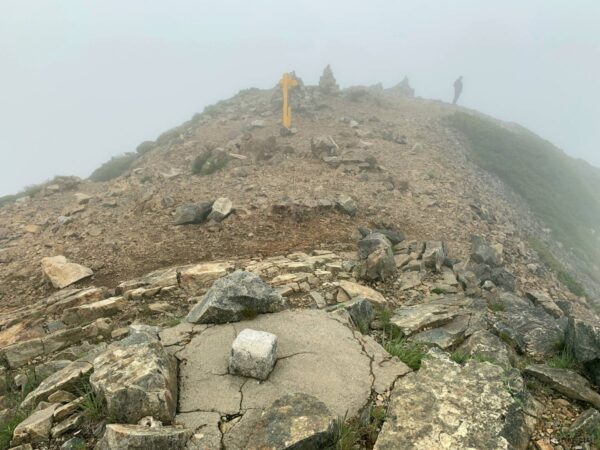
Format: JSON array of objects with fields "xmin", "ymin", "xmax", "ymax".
[{"xmin": 229, "ymin": 329, "xmax": 278, "ymax": 380}]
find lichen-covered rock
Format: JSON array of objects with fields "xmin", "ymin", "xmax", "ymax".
[
  {"xmin": 186, "ymin": 270, "xmax": 285, "ymax": 324},
  {"xmin": 95, "ymin": 424, "xmax": 191, "ymax": 450},
  {"xmin": 12, "ymin": 403, "xmax": 59, "ymax": 445},
  {"xmin": 226, "ymin": 393, "xmax": 335, "ymax": 450},
  {"xmin": 21, "ymin": 361, "xmax": 93, "ymax": 410},
  {"xmin": 374, "ymin": 350, "xmax": 531, "ymax": 450},
  {"xmin": 90, "ymin": 341, "xmax": 178, "ymax": 424},
  {"xmin": 357, "ymin": 232, "xmax": 396, "ymax": 281},
  {"xmin": 310, "ymin": 135, "xmax": 338, "ymax": 159},
  {"xmin": 41, "ymin": 255, "xmax": 93, "ymax": 289}
]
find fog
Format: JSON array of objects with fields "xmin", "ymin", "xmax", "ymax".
[{"xmin": 1, "ymin": 1, "xmax": 599, "ymax": 196}]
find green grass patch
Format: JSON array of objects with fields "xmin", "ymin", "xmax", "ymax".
[
  {"xmin": 385, "ymin": 338, "xmax": 427, "ymax": 370},
  {"xmin": 89, "ymin": 153, "xmax": 138, "ymax": 182},
  {"xmin": 528, "ymin": 238, "xmax": 587, "ymax": 297},
  {"xmin": 0, "ymin": 369, "xmax": 43, "ymax": 450},
  {"xmin": 79, "ymin": 385, "xmax": 108, "ymax": 422},
  {"xmin": 450, "ymin": 349, "xmax": 471, "ymax": 364},
  {"xmin": 326, "ymin": 406, "xmax": 388, "ymax": 450},
  {"xmin": 447, "ymin": 112, "xmax": 599, "ymax": 288},
  {"xmin": 548, "ymin": 334, "xmax": 578, "ymax": 370},
  {"xmin": 487, "ymin": 300, "xmax": 505, "ymax": 312}
]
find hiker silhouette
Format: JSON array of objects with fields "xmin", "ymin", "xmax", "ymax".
[{"xmin": 453, "ymin": 76, "xmax": 463, "ymax": 105}]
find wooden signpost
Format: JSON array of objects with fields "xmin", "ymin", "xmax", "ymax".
[{"xmin": 279, "ymin": 73, "xmax": 298, "ymax": 129}]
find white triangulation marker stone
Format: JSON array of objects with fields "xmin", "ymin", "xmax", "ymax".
[{"xmin": 229, "ymin": 329, "xmax": 278, "ymax": 380}]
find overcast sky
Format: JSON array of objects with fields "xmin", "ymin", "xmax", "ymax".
[{"xmin": 1, "ymin": 1, "xmax": 599, "ymax": 195}]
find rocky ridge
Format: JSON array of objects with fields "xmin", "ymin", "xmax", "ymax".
[{"xmin": 0, "ymin": 67, "xmax": 599, "ymax": 449}]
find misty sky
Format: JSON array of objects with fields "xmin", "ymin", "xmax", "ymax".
[{"xmin": 1, "ymin": 1, "xmax": 599, "ymax": 196}]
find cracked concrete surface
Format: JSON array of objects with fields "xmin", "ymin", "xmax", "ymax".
[{"xmin": 173, "ymin": 309, "xmax": 410, "ymax": 448}]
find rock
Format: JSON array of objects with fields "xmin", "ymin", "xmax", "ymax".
[
  {"xmin": 341, "ymin": 297, "xmax": 374, "ymax": 333},
  {"xmin": 569, "ymin": 408, "xmax": 600, "ymax": 435},
  {"xmin": 53, "ymin": 397, "xmax": 85, "ymax": 421},
  {"xmin": 310, "ymin": 135, "xmax": 338, "ymax": 159},
  {"xmin": 525, "ymin": 364, "xmax": 600, "ymax": 408},
  {"xmin": 229, "ymin": 329, "xmax": 278, "ymax": 380},
  {"xmin": 338, "ymin": 280, "xmax": 387, "ymax": 307},
  {"xmin": 250, "ymin": 119, "xmax": 265, "ymax": 128},
  {"xmin": 74, "ymin": 193, "xmax": 91, "ymax": 204},
  {"xmin": 471, "ymin": 235, "xmax": 503, "ymax": 266},
  {"xmin": 21, "ymin": 361, "xmax": 93, "ymax": 410},
  {"xmin": 207, "ymin": 197, "xmax": 232, "ymax": 222},
  {"xmin": 490, "ymin": 293, "xmax": 563, "ymax": 359},
  {"xmin": 318, "ymin": 64, "xmax": 339, "ymax": 94},
  {"xmin": 375, "ymin": 349, "xmax": 531, "ymax": 450},
  {"xmin": 309, "ymin": 291, "xmax": 327, "ymax": 309},
  {"xmin": 357, "ymin": 232, "xmax": 396, "ymax": 281},
  {"xmin": 12, "ymin": 403, "xmax": 59, "ymax": 445},
  {"xmin": 422, "ymin": 241, "xmax": 447, "ymax": 273},
  {"xmin": 173, "ymin": 201, "xmax": 213, "ymax": 225},
  {"xmin": 180, "ymin": 262, "xmax": 232, "ymax": 293},
  {"xmin": 61, "ymin": 297, "xmax": 125, "ymax": 325},
  {"xmin": 60, "ymin": 437, "xmax": 86, "ymax": 449},
  {"xmin": 178, "ymin": 310, "xmax": 405, "ymax": 422},
  {"xmin": 335, "ymin": 194, "xmax": 357, "ymax": 216},
  {"xmin": 525, "ymin": 290, "xmax": 563, "ymax": 318},
  {"xmin": 226, "ymin": 393, "xmax": 335, "ymax": 449},
  {"xmin": 566, "ymin": 316, "xmax": 600, "ymax": 383},
  {"xmin": 50, "ymin": 412, "xmax": 83, "ymax": 438},
  {"xmin": 174, "ymin": 411, "xmax": 221, "ymax": 449},
  {"xmin": 390, "ymin": 295, "xmax": 484, "ymax": 342},
  {"xmin": 90, "ymin": 341, "xmax": 178, "ymax": 424},
  {"xmin": 457, "ymin": 330, "xmax": 511, "ymax": 367},
  {"xmin": 95, "ymin": 424, "xmax": 192, "ymax": 450},
  {"xmin": 41, "ymin": 256, "xmax": 93, "ymax": 289},
  {"xmin": 186, "ymin": 270, "xmax": 285, "ymax": 324},
  {"xmin": 47, "ymin": 390, "xmax": 77, "ymax": 404}
]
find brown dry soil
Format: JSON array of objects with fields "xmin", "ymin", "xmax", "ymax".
[{"xmin": 0, "ymin": 87, "xmax": 572, "ymax": 312}]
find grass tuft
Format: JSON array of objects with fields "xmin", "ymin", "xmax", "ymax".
[
  {"xmin": 487, "ymin": 300, "xmax": 505, "ymax": 312},
  {"xmin": 384, "ymin": 338, "xmax": 427, "ymax": 370}
]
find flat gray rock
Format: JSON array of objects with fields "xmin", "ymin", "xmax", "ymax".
[{"xmin": 177, "ymin": 309, "xmax": 410, "ymax": 444}]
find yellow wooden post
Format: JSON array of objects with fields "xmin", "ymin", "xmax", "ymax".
[{"xmin": 279, "ymin": 72, "xmax": 298, "ymax": 129}]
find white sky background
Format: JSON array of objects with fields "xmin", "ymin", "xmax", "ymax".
[{"xmin": 1, "ymin": 1, "xmax": 599, "ymax": 195}]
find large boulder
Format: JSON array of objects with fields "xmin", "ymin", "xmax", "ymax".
[
  {"xmin": 95, "ymin": 424, "xmax": 191, "ymax": 450},
  {"xmin": 225, "ymin": 393, "xmax": 335, "ymax": 449},
  {"xmin": 566, "ymin": 316, "xmax": 600, "ymax": 384},
  {"xmin": 173, "ymin": 201, "xmax": 213, "ymax": 225},
  {"xmin": 375, "ymin": 350, "xmax": 531, "ymax": 450},
  {"xmin": 41, "ymin": 256, "xmax": 93, "ymax": 289},
  {"xmin": 90, "ymin": 341, "xmax": 178, "ymax": 424},
  {"xmin": 185, "ymin": 271, "xmax": 285, "ymax": 324},
  {"xmin": 489, "ymin": 293, "xmax": 563, "ymax": 360},
  {"xmin": 357, "ymin": 232, "xmax": 396, "ymax": 281}
]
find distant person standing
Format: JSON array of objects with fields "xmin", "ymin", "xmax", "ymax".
[{"xmin": 453, "ymin": 76, "xmax": 463, "ymax": 105}]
